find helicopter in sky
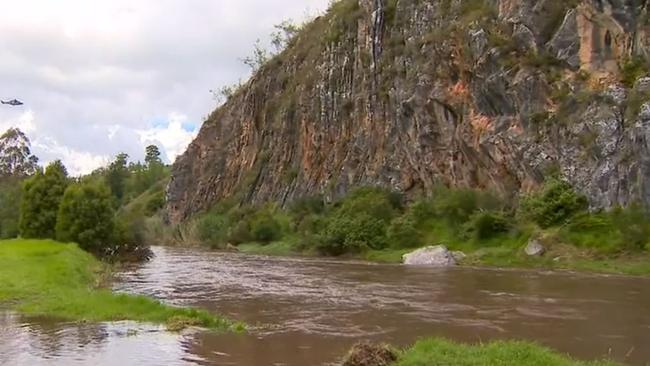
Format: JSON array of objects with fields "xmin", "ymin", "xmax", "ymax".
[{"xmin": 1, "ymin": 99, "xmax": 24, "ymax": 106}]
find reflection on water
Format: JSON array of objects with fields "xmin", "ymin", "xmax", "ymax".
[
  {"xmin": 2, "ymin": 246, "xmax": 650, "ymax": 365},
  {"xmin": 0, "ymin": 313, "xmax": 203, "ymax": 365}
]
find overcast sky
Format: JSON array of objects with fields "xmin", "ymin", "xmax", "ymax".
[{"xmin": 0, "ymin": 0, "xmax": 330, "ymax": 175}]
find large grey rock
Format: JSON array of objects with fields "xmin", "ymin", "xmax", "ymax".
[
  {"xmin": 525, "ymin": 239, "xmax": 545, "ymax": 257},
  {"xmin": 403, "ymin": 245, "xmax": 457, "ymax": 266}
]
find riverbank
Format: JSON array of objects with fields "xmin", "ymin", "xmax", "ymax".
[
  {"xmin": 343, "ymin": 338, "xmax": 618, "ymax": 366},
  {"xmin": 235, "ymin": 240, "xmax": 650, "ymax": 276},
  {"xmin": 0, "ymin": 239, "xmax": 239, "ymax": 331}
]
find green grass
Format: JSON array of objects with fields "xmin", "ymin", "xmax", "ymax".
[
  {"xmin": 395, "ymin": 338, "xmax": 618, "ymax": 366},
  {"xmin": 234, "ymin": 237, "xmax": 650, "ymax": 276},
  {"xmin": 237, "ymin": 240, "xmax": 300, "ymax": 256},
  {"xmin": 0, "ymin": 239, "xmax": 242, "ymax": 331}
]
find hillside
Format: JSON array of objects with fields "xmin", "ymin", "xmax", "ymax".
[{"xmin": 167, "ymin": 0, "xmax": 650, "ymax": 223}]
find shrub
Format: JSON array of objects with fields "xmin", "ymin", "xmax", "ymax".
[
  {"xmin": 144, "ymin": 191, "xmax": 165, "ymax": 216},
  {"xmin": 464, "ymin": 211, "xmax": 511, "ymax": 241},
  {"xmin": 621, "ymin": 56, "xmax": 649, "ymax": 88},
  {"xmin": 317, "ymin": 214, "xmax": 386, "ymax": 255},
  {"xmin": 336, "ymin": 187, "xmax": 401, "ymax": 222},
  {"xmin": 114, "ymin": 205, "xmax": 146, "ymax": 246},
  {"xmin": 431, "ymin": 187, "xmax": 502, "ymax": 226},
  {"xmin": 0, "ymin": 178, "xmax": 22, "ymax": 239},
  {"xmin": 387, "ymin": 216, "xmax": 420, "ymax": 248},
  {"xmin": 227, "ymin": 220, "xmax": 253, "ymax": 245},
  {"xmin": 55, "ymin": 181, "xmax": 115, "ymax": 254},
  {"xmin": 610, "ymin": 205, "xmax": 650, "ymax": 252},
  {"xmin": 289, "ymin": 195, "xmax": 325, "ymax": 216},
  {"xmin": 250, "ymin": 211, "xmax": 282, "ymax": 243},
  {"xmin": 519, "ymin": 179, "xmax": 588, "ymax": 228},
  {"xmin": 197, "ymin": 213, "xmax": 230, "ymax": 247},
  {"xmin": 410, "ymin": 198, "xmax": 436, "ymax": 226}
]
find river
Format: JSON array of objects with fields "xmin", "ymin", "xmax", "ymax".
[{"xmin": 1, "ymin": 246, "xmax": 649, "ymax": 365}]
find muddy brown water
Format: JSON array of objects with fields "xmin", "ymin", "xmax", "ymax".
[{"xmin": 1, "ymin": 246, "xmax": 649, "ymax": 366}]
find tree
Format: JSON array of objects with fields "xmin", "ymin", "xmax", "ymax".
[
  {"xmin": 0, "ymin": 128, "xmax": 39, "ymax": 178},
  {"xmin": 145, "ymin": 145, "xmax": 162, "ymax": 167},
  {"xmin": 0, "ymin": 177, "xmax": 22, "ymax": 238},
  {"xmin": 271, "ymin": 19, "xmax": 300, "ymax": 52},
  {"xmin": 241, "ymin": 39, "xmax": 270, "ymax": 71},
  {"xmin": 56, "ymin": 181, "xmax": 115, "ymax": 253},
  {"xmin": 19, "ymin": 160, "xmax": 69, "ymax": 238},
  {"xmin": 106, "ymin": 153, "xmax": 129, "ymax": 201}
]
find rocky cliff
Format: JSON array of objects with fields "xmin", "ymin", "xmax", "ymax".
[{"xmin": 167, "ymin": 0, "xmax": 650, "ymax": 223}]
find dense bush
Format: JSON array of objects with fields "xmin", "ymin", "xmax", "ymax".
[
  {"xmin": 250, "ymin": 211, "xmax": 283, "ymax": 243},
  {"xmin": 317, "ymin": 214, "xmax": 386, "ymax": 255},
  {"xmin": 464, "ymin": 211, "xmax": 511, "ymax": 241},
  {"xmin": 336, "ymin": 187, "xmax": 401, "ymax": 223},
  {"xmin": 144, "ymin": 191, "xmax": 166, "ymax": 216},
  {"xmin": 197, "ymin": 213, "xmax": 230, "ymax": 247},
  {"xmin": 519, "ymin": 179, "xmax": 588, "ymax": 228},
  {"xmin": 56, "ymin": 182, "xmax": 115, "ymax": 254},
  {"xmin": 189, "ymin": 182, "xmax": 648, "ymax": 259},
  {"xmin": 431, "ymin": 187, "xmax": 503, "ymax": 226},
  {"xmin": 387, "ymin": 216, "xmax": 420, "ymax": 248},
  {"xmin": 610, "ymin": 205, "xmax": 650, "ymax": 252},
  {"xmin": 0, "ymin": 178, "xmax": 22, "ymax": 239}
]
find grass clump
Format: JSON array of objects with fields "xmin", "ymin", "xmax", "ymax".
[
  {"xmin": 0, "ymin": 239, "xmax": 239, "ymax": 332},
  {"xmin": 394, "ymin": 338, "xmax": 618, "ymax": 366}
]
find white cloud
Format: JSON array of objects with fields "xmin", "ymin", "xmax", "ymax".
[
  {"xmin": 0, "ymin": 0, "xmax": 330, "ymax": 175},
  {"xmin": 0, "ymin": 110, "xmax": 36, "ymax": 135},
  {"xmin": 32, "ymin": 137, "xmax": 111, "ymax": 176},
  {"xmin": 138, "ymin": 113, "xmax": 198, "ymax": 163}
]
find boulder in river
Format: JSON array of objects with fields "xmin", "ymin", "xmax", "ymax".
[
  {"xmin": 525, "ymin": 239, "xmax": 545, "ymax": 257},
  {"xmin": 403, "ymin": 245, "xmax": 457, "ymax": 266},
  {"xmin": 343, "ymin": 342, "xmax": 397, "ymax": 366}
]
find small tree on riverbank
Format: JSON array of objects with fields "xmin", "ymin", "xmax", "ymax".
[{"xmin": 56, "ymin": 181, "xmax": 115, "ymax": 253}]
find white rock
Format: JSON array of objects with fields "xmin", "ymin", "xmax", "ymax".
[
  {"xmin": 525, "ymin": 239, "xmax": 545, "ymax": 257},
  {"xmin": 403, "ymin": 245, "xmax": 457, "ymax": 266}
]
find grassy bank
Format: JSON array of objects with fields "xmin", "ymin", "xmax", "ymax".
[
  {"xmin": 388, "ymin": 338, "xmax": 617, "ymax": 366},
  {"xmin": 0, "ymin": 239, "xmax": 240, "ymax": 331},
  {"xmin": 191, "ymin": 183, "xmax": 650, "ymax": 276}
]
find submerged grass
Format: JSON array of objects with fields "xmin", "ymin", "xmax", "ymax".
[
  {"xmin": 394, "ymin": 338, "xmax": 618, "ymax": 366},
  {"xmin": 0, "ymin": 239, "xmax": 241, "ymax": 331}
]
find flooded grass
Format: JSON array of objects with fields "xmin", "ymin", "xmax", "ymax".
[
  {"xmin": 394, "ymin": 338, "xmax": 619, "ymax": 366},
  {"xmin": 0, "ymin": 239, "xmax": 240, "ymax": 331}
]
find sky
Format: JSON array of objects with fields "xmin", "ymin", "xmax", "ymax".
[{"xmin": 0, "ymin": 0, "xmax": 330, "ymax": 175}]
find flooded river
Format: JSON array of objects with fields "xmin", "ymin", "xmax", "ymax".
[{"xmin": 1, "ymin": 246, "xmax": 649, "ymax": 365}]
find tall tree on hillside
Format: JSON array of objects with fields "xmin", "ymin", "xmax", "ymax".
[
  {"xmin": 19, "ymin": 160, "xmax": 69, "ymax": 239},
  {"xmin": 144, "ymin": 145, "xmax": 162, "ymax": 167},
  {"xmin": 106, "ymin": 153, "xmax": 129, "ymax": 201},
  {"xmin": 0, "ymin": 128, "xmax": 39, "ymax": 178}
]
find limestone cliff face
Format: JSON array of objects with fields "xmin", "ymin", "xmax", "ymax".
[{"xmin": 167, "ymin": 0, "xmax": 650, "ymax": 223}]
